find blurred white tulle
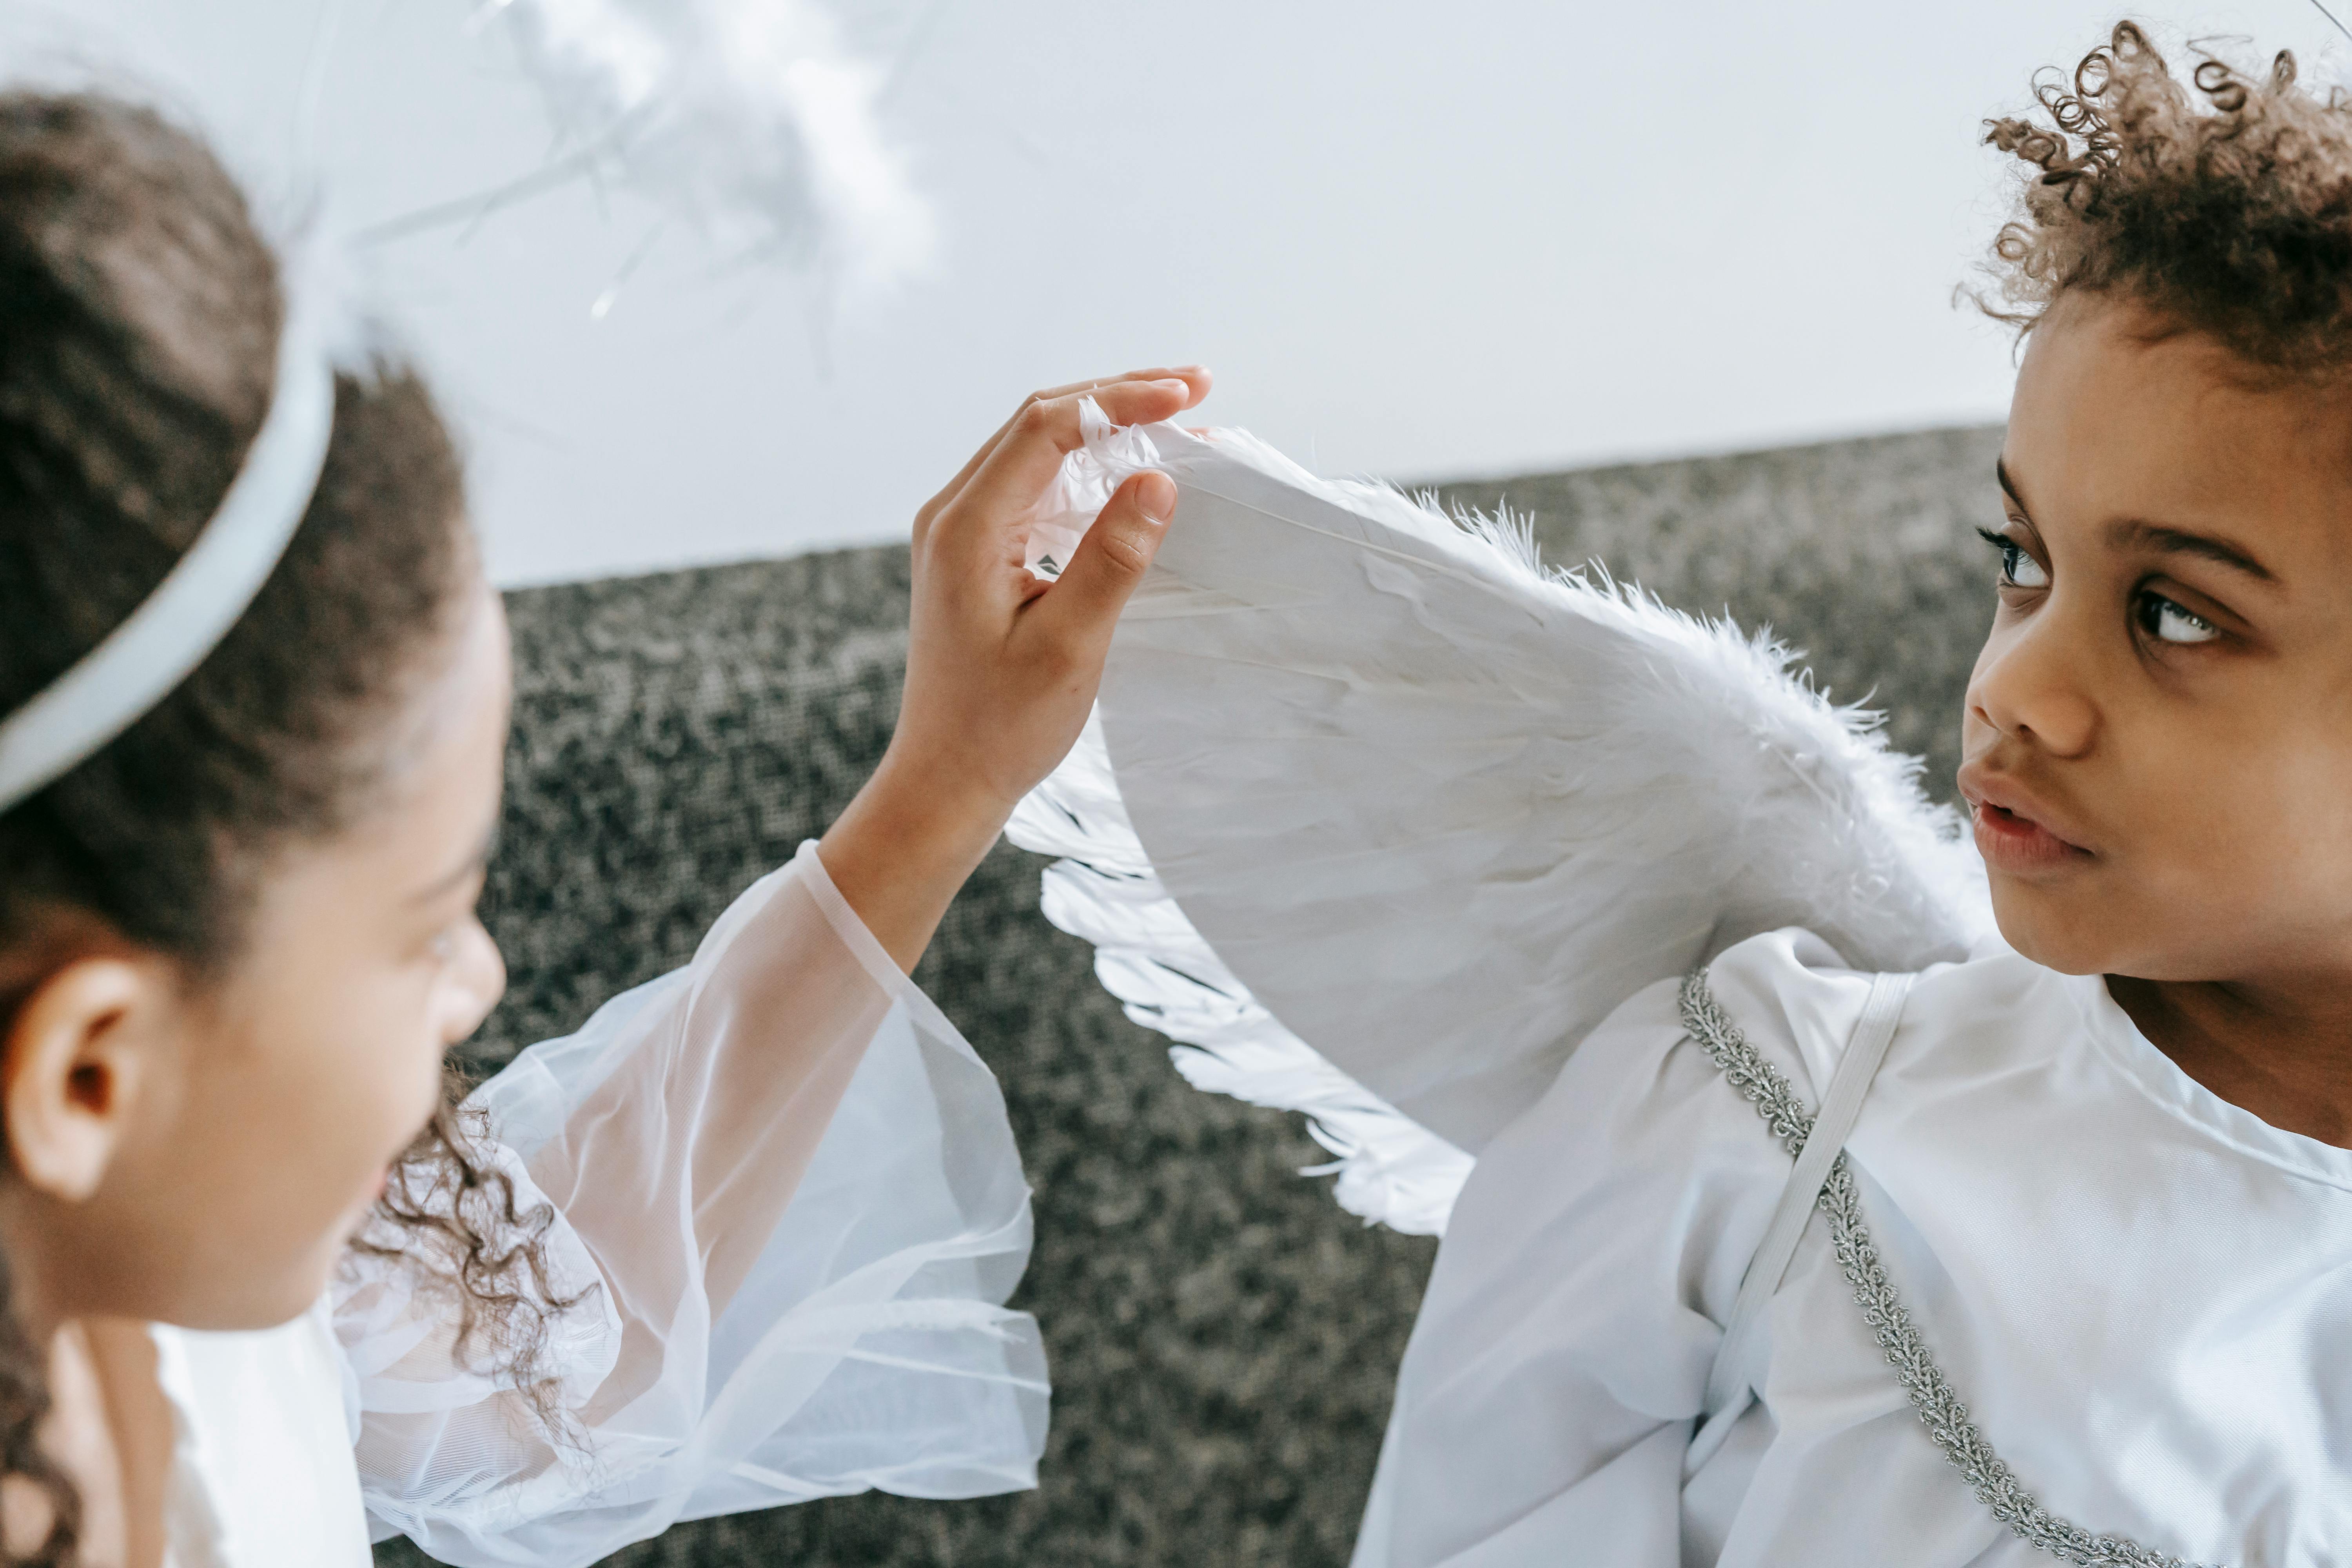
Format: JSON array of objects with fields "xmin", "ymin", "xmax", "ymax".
[{"xmin": 477, "ymin": 0, "xmax": 936, "ymax": 299}]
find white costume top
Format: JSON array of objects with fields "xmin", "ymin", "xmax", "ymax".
[
  {"xmin": 1357, "ymin": 929, "xmax": 2351, "ymax": 1566},
  {"xmin": 1007, "ymin": 408, "xmax": 2350, "ymax": 1566},
  {"xmin": 149, "ymin": 841, "xmax": 1045, "ymax": 1568}
]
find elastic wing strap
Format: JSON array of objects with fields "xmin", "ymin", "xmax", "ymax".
[{"xmin": 1685, "ymin": 968, "xmax": 1914, "ymax": 1475}]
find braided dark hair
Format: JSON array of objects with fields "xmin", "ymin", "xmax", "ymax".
[{"xmin": 0, "ymin": 92, "xmax": 571, "ymax": 1563}]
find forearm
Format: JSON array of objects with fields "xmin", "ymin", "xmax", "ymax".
[
  {"xmin": 818, "ymin": 744, "xmax": 1012, "ymax": 974},
  {"xmin": 521, "ymin": 850, "xmax": 893, "ymax": 1333}
]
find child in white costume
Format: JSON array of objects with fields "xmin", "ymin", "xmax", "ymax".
[
  {"xmin": 0, "ymin": 94, "xmax": 1207, "ymax": 1565},
  {"xmin": 1013, "ymin": 24, "xmax": 2352, "ymax": 1567}
]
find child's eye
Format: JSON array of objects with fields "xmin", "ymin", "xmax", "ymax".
[
  {"xmin": 1975, "ymin": 527, "xmax": 2048, "ymax": 590},
  {"xmin": 2136, "ymin": 593, "xmax": 2220, "ymax": 645}
]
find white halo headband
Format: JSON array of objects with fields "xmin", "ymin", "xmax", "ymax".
[{"xmin": 0, "ymin": 279, "xmax": 335, "ymax": 817}]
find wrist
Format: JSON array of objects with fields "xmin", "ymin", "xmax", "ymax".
[
  {"xmin": 859, "ymin": 743, "xmax": 1017, "ymax": 872},
  {"xmin": 816, "ymin": 744, "xmax": 1017, "ymax": 973}
]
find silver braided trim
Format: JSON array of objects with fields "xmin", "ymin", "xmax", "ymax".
[{"xmin": 1677, "ymin": 971, "xmax": 2219, "ymax": 1568}]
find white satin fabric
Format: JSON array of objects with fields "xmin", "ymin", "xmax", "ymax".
[
  {"xmin": 153, "ymin": 840, "xmax": 1046, "ymax": 1568},
  {"xmin": 1357, "ymin": 928, "xmax": 2352, "ymax": 1568},
  {"xmin": 151, "ymin": 1300, "xmax": 373, "ymax": 1568}
]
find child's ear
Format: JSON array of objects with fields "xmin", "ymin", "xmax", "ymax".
[{"xmin": 2, "ymin": 958, "xmax": 158, "ymax": 1203}]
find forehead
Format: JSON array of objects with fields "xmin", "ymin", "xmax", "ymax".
[
  {"xmin": 317, "ymin": 588, "xmax": 510, "ymax": 886},
  {"xmin": 2004, "ymin": 299, "xmax": 2352, "ymax": 563},
  {"xmin": 384, "ymin": 590, "xmax": 510, "ymax": 828}
]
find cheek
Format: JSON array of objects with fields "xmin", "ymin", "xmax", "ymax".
[
  {"xmin": 279, "ymin": 947, "xmax": 441, "ymax": 1104},
  {"xmin": 239, "ymin": 971, "xmax": 450, "ymax": 1240},
  {"xmin": 2111, "ymin": 704, "xmax": 2352, "ymax": 933},
  {"xmin": 2232, "ymin": 734, "xmax": 2352, "ymax": 891},
  {"xmin": 366, "ymin": 973, "xmax": 459, "ymax": 1154}
]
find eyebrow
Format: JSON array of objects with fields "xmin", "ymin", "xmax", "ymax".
[
  {"xmin": 2103, "ymin": 519, "xmax": 2276, "ymax": 583},
  {"xmin": 1994, "ymin": 458, "xmax": 2277, "ymax": 584},
  {"xmin": 408, "ymin": 822, "xmax": 499, "ymax": 907},
  {"xmin": 1995, "ymin": 457, "xmax": 2026, "ymax": 512}
]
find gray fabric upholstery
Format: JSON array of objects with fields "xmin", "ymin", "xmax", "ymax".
[{"xmin": 374, "ymin": 422, "xmax": 2004, "ymax": 1568}]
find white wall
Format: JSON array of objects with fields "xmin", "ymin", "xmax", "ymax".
[{"xmin": 5, "ymin": 2, "xmax": 2343, "ymax": 584}]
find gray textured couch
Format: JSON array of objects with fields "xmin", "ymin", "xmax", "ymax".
[{"xmin": 374, "ymin": 423, "xmax": 2005, "ymax": 1568}]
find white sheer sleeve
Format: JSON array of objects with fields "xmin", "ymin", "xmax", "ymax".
[{"xmin": 335, "ymin": 841, "xmax": 1047, "ymax": 1568}]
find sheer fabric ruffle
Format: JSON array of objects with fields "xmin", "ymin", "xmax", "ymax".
[{"xmin": 336, "ymin": 841, "xmax": 1046, "ymax": 1567}]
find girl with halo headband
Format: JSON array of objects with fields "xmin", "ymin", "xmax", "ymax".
[
  {"xmin": 1013, "ymin": 20, "xmax": 2352, "ymax": 1566},
  {"xmin": 0, "ymin": 91, "xmax": 1207, "ymax": 1566}
]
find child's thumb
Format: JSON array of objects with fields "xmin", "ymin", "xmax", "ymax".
[{"xmin": 1034, "ymin": 470, "xmax": 1176, "ymax": 644}]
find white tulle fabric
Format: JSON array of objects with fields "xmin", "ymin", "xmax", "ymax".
[{"xmin": 156, "ymin": 840, "xmax": 1045, "ymax": 1568}]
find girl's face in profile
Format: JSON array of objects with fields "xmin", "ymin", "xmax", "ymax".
[
  {"xmin": 1962, "ymin": 294, "xmax": 2352, "ymax": 986},
  {"xmin": 19, "ymin": 582, "xmax": 515, "ymax": 1332}
]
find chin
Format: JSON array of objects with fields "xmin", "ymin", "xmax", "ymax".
[
  {"xmin": 211, "ymin": 1226, "xmax": 362, "ymax": 1331},
  {"xmin": 1986, "ymin": 878, "xmax": 2124, "ymax": 977},
  {"xmin": 168, "ymin": 1268, "xmax": 337, "ymax": 1333},
  {"xmin": 249, "ymin": 1253, "xmax": 344, "ymax": 1330}
]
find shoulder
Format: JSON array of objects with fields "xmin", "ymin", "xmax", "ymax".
[
  {"xmin": 1459, "ymin": 929, "xmax": 1869, "ymax": 1209},
  {"xmin": 1422, "ymin": 935, "xmax": 1838, "ymax": 1348},
  {"xmin": 1699, "ymin": 926, "xmax": 2069, "ymax": 1104},
  {"xmin": 1430, "ymin": 929, "xmax": 2061, "ymax": 1331}
]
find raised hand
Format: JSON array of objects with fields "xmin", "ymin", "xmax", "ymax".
[{"xmin": 820, "ymin": 367, "xmax": 1212, "ymax": 969}]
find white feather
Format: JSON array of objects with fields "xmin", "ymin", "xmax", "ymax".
[
  {"xmin": 1006, "ymin": 409, "xmax": 1995, "ymax": 1235},
  {"xmin": 1010, "ymin": 717, "xmax": 1476, "ymax": 1236},
  {"xmin": 486, "ymin": 0, "xmax": 933, "ymax": 294}
]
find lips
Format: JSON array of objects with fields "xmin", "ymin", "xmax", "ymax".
[{"xmin": 1956, "ymin": 765, "xmax": 2094, "ymax": 875}]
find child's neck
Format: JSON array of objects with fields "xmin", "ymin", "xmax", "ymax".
[
  {"xmin": 2107, "ymin": 973, "xmax": 2352, "ymax": 1148},
  {"xmin": 0, "ymin": 1228, "xmax": 170, "ymax": 1567}
]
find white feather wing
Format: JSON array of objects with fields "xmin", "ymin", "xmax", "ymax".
[{"xmin": 1007, "ymin": 412, "xmax": 1992, "ymax": 1234}]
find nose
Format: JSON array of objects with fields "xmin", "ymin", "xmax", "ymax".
[
  {"xmin": 441, "ymin": 917, "xmax": 507, "ymax": 1047},
  {"xmin": 1966, "ymin": 602, "xmax": 2098, "ymax": 759}
]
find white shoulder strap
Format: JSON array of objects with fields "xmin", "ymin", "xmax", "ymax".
[{"xmin": 1684, "ymin": 968, "xmax": 1913, "ymax": 1476}]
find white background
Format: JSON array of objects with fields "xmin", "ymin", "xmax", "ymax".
[{"xmin": 5, "ymin": 2, "xmax": 2345, "ymax": 584}]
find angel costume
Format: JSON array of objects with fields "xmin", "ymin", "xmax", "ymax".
[
  {"xmin": 1008, "ymin": 411, "xmax": 2350, "ymax": 1567},
  {"xmin": 0, "ymin": 60, "xmax": 1042, "ymax": 1549},
  {"xmin": 149, "ymin": 840, "xmax": 1044, "ymax": 1566}
]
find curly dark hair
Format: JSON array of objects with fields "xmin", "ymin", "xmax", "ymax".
[
  {"xmin": 1979, "ymin": 19, "xmax": 2352, "ymax": 377},
  {"xmin": 0, "ymin": 93, "xmax": 575, "ymax": 1563}
]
